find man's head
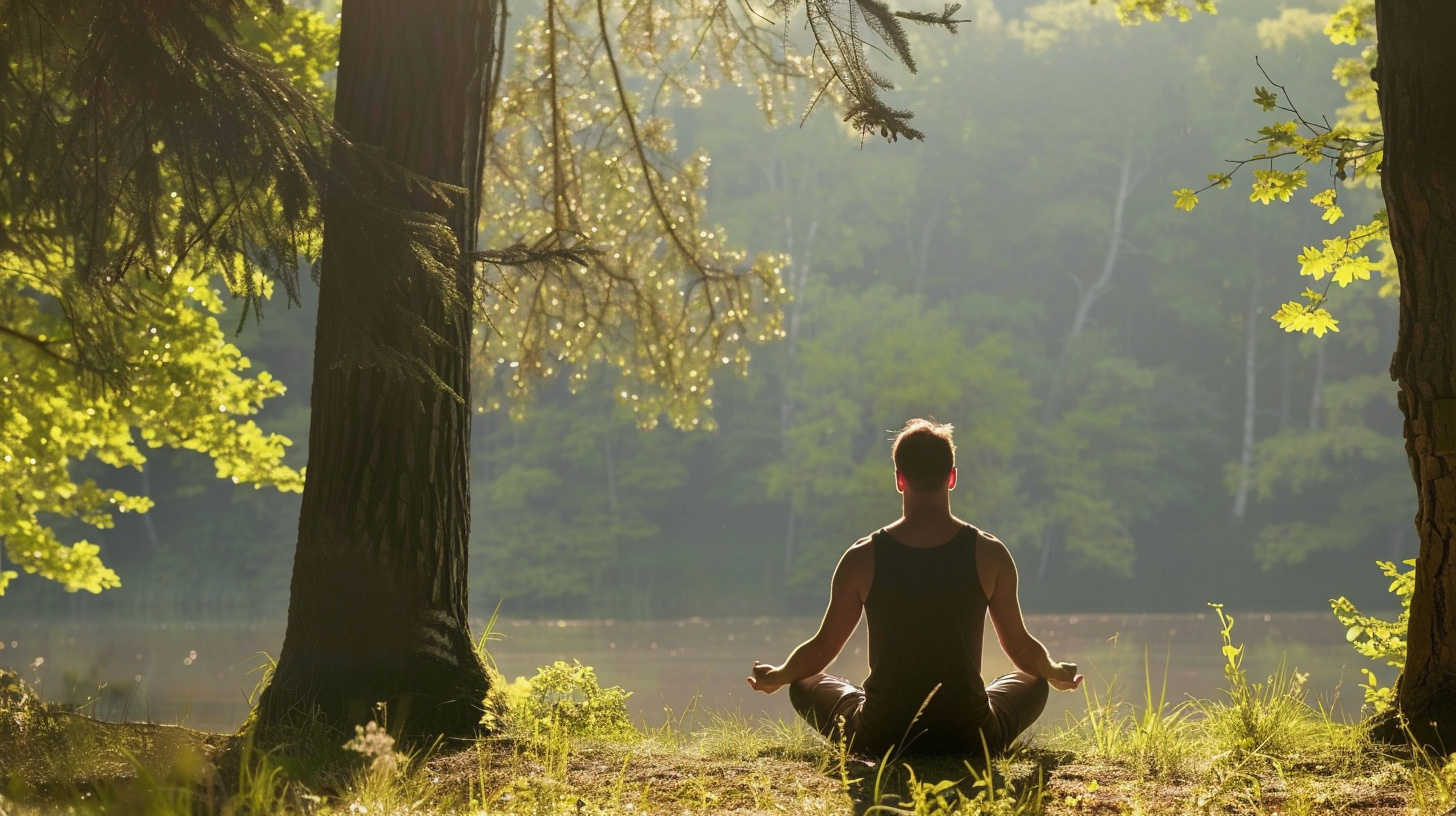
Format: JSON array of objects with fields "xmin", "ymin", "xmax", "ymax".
[{"xmin": 891, "ymin": 418, "xmax": 956, "ymax": 493}]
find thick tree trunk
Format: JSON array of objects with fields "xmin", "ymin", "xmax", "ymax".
[
  {"xmin": 255, "ymin": 0, "xmax": 497, "ymax": 741},
  {"xmin": 1379, "ymin": 0, "xmax": 1456, "ymax": 749}
]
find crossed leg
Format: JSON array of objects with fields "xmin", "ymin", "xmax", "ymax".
[
  {"xmin": 787, "ymin": 671, "xmax": 1049, "ymax": 756},
  {"xmin": 983, "ymin": 671, "xmax": 1049, "ymax": 753},
  {"xmin": 788, "ymin": 673, "xmax": 866, "ymax": 745}
]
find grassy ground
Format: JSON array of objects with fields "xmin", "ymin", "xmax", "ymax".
[{"xmin": 3, "ymin": 641, "xmax": 1455, "ymax": 815}]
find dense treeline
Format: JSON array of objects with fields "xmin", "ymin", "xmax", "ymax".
[{"xmin": 5, "ymin": 0, "xmax": 1410, "ymax": 621}]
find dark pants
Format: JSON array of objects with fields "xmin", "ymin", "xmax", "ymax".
[{"xmin": 788, "ymin": 671, "xmax": 1050, "ymax": 757}]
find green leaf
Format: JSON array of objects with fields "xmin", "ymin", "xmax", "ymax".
[
  {"xmin": 1332, "ymin": 256, "xmax": 1374, "ymax": 287},
  {"xmin": 1, "ymin": 268, "xmax": 303, "ymax": 595},
  {"xmin": 1272, "ymin": 302, "xmax": 1340, "ymax": 337},
  {"xmin": 1257, "ymin": 121, "xmax": 1299, "ymax": 149},
  {"xmin": 1297, "ymin": 246, "xmax": 1335, "ymax": 280},
  {"xmin": 1249, "ymin": 168, "xmax": 1307, "ymax": 204}
]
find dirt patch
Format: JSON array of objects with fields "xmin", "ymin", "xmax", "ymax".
[
  {"xmin": 425, "ymin": 737, "xmax": 846, "ymax": 813},
  {"xmin": 1040, "ymin": 758, "xmax": 1414, "ymax": 816}
]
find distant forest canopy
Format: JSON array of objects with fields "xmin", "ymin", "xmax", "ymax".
[{"xmin": 6, "ymin": 0, "xmax": 1408, "ymax": 620}]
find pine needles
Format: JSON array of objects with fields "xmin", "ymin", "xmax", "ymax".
[
  {"xmin": 776, "ymin": 0, "xmax": 968, "ymax": 141},
  {"xmin": 1, "ymin": 0, "xmax": 336, "ymax": 388}
]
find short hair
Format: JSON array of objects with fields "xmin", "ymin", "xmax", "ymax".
[{"xmin": 891, "ymin": 418, "xmax": 956, "ymax": 491}]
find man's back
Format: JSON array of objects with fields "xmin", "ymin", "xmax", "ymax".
[{"xmin": 859, "ymin": 524, "xmax": 992, "ymax": 754}]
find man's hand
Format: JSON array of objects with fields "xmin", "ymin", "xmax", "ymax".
[
  {"xmin": 747, "ymin": 661, "xmax": 786, "ymax": 694},
  {"xmin": 1048, "ymin": 661, "xmax": 1083, "ymax": 692}
]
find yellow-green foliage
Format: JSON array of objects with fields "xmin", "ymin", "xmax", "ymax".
[
  {"xmin": 479, "ymin": 0, "xmax": 803, "ymax": 430},
  {"xmin": 1409, "ymin": 745, "xmax": 1456, "ymax": 816},
  {"xmin": 0, "ymin": 269, "xmax": 302, "ymax": 594},
  {"xmin": 1330, "ymin": 559, "xmax": 1413, "ymax": 713},
  {"xmin": 1113, "ymin": 0, "xmax": 1218, "ymax": 25},
  {"xmin": 0, "ymin": 2, "xmax": 337, "ymax": 595},
  {"xmin": 1167, "ymin": 0, "xmax": 1390, "ymax": 335},
  {"xmin": 874, "ymin": 759, "xmax": 1043, "ymax": 816},
  {"xmin": 504, "ymin": 660, "xmax": 637, "ymax": 742}
]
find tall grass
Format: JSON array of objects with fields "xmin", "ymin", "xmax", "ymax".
[
  {"xmin": 1194, "ymin": 603, "xmax": 1323, "ymax": 765},
  {"xmin": 1050, "ymin": 643, "xmax": 1195, "ymax": 780},
  {"xmin": 1042, "ymin": 602, "xmax": 1405, "ymax": 814}
]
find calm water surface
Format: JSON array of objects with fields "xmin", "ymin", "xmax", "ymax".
[{"xmin": 0, "ymin": 612, "xmax": 1382, "ymax": 734}]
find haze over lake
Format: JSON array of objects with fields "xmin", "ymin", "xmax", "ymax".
[{"xmin": 1, "ymin": 611, "xmax": 1381, "ymax": 734}]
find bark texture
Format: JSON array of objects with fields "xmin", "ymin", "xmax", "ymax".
[
  {"xmin": 1380, "ymin": 0, "xmax": 1456, "ymax": 749},
  {"xmin": 255, "ymin": 0, "xmax": 497, "ymax": 740}
]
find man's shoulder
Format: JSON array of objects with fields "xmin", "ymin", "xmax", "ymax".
[
  {"xmin": 837, "ymin": 533, "xmax": 880, "ymax": 573},
  {"xmin": 970, "ymin": 528, "xmax": 1014, "ymax": 568},
  {"xmin": 846, "ymin": 533, "xmax": 877, "ymax": 559},
  {"xmin": 955, "ymin": 522, "xmax": 1002, "ymax": 547},
  {"xmin": 833, "ymin": 535, "xmax": 876, "ymax": 597},
  {"xmin": 973, "ymin": 528, "xmax": 1007, "ymax": 548}
]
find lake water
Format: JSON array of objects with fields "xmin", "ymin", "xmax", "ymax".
[{"xmin": 0, "ymin": 612, "xmax": 1386, "ymax": 735}]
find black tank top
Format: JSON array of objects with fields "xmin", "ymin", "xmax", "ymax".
[{"xmin": 858, "ymin": 524, "xmax": 992, "ymax": 754}]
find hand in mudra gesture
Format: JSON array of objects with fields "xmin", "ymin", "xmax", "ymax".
[
  {"xmin": 1049, "ymin": 661, "xmax": 1083, "ymax": 692},
  {"xmin": 747, "ymin": 661, "xmax": 786, "ymax": 694}
]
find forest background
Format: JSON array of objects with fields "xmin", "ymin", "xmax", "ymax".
[{"xmin": 4, "ymin": 0, "xmax": 1406, "ymax": 624}]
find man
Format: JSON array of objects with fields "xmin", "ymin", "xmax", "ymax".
[{"xmin": 748, "ymin": 418, "xmax": 1082, "ymax": 758}]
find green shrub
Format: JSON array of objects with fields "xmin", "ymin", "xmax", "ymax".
[
  {"xmin": 1329, "ymin": 559, "xmax": 1413, "ymax": 714},
  {"xmin": 508, "ymin": 660, "xmax": 636, "ymax": 742}
]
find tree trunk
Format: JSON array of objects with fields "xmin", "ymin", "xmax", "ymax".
[
  {"xmin": 1379, "ymin": 0, "xmax": 1456, "ymax": 749},
  {"xmin": 780, "ymin": 219, "xmax": 816, "ymax": 578},
  {"xmin": 1232, "ymin": 270, "xmax": 1259, "ymax": 519},
  {"xmin": 1065, "ymin": 152, "xmax": 1138, "ymax": 346},
  {"xmin": 255, "ymin": 0, "xmax": 497, "ymax": 741},
  {"xmin": 604, "ymin": 435, "xmax": 618, "ymax": 515},
  {"xmin": 1308, "ymin": 341, "xmax": 1326, "ymax": 431},
  {"xmin": 1278, "ymin": 345, "xmax": 1293, "ymax": 430},
  {"xmin": 1037, "ymin": 150, "xmax": 1142, "ymax": 579},
  {"xmin": 1041, "ymin": 150, "xmax": 1141, "ymax": 425},
  {"xmin": 908, "ymin": 214, "xmax": 938, "ymax": 301}
]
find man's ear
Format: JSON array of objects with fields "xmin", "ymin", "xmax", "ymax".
[
  {"xmin": 947, "ymin": 468, "xmax": 958, "ymax": 491},
  {"xmin": 895, "ymin": 470, "xmax": 906, "ymax": 493}
]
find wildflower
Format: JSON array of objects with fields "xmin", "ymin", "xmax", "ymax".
[{"xmin": 344, "ymin": 720, "xmax": 398, "ymax": 776}]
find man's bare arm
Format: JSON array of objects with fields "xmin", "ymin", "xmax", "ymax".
[
  {"xmin": 748, "ymin": 543, "xmax": 869, "ymax": 694},
  {"xmin": 983, "ymin": 537, "xmax": 1082, "ymax": 691}
]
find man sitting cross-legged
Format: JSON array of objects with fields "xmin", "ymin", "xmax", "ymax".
[{"xmin": 747, "ymin": 418, "xmax": 1082, "ymax": 759}]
